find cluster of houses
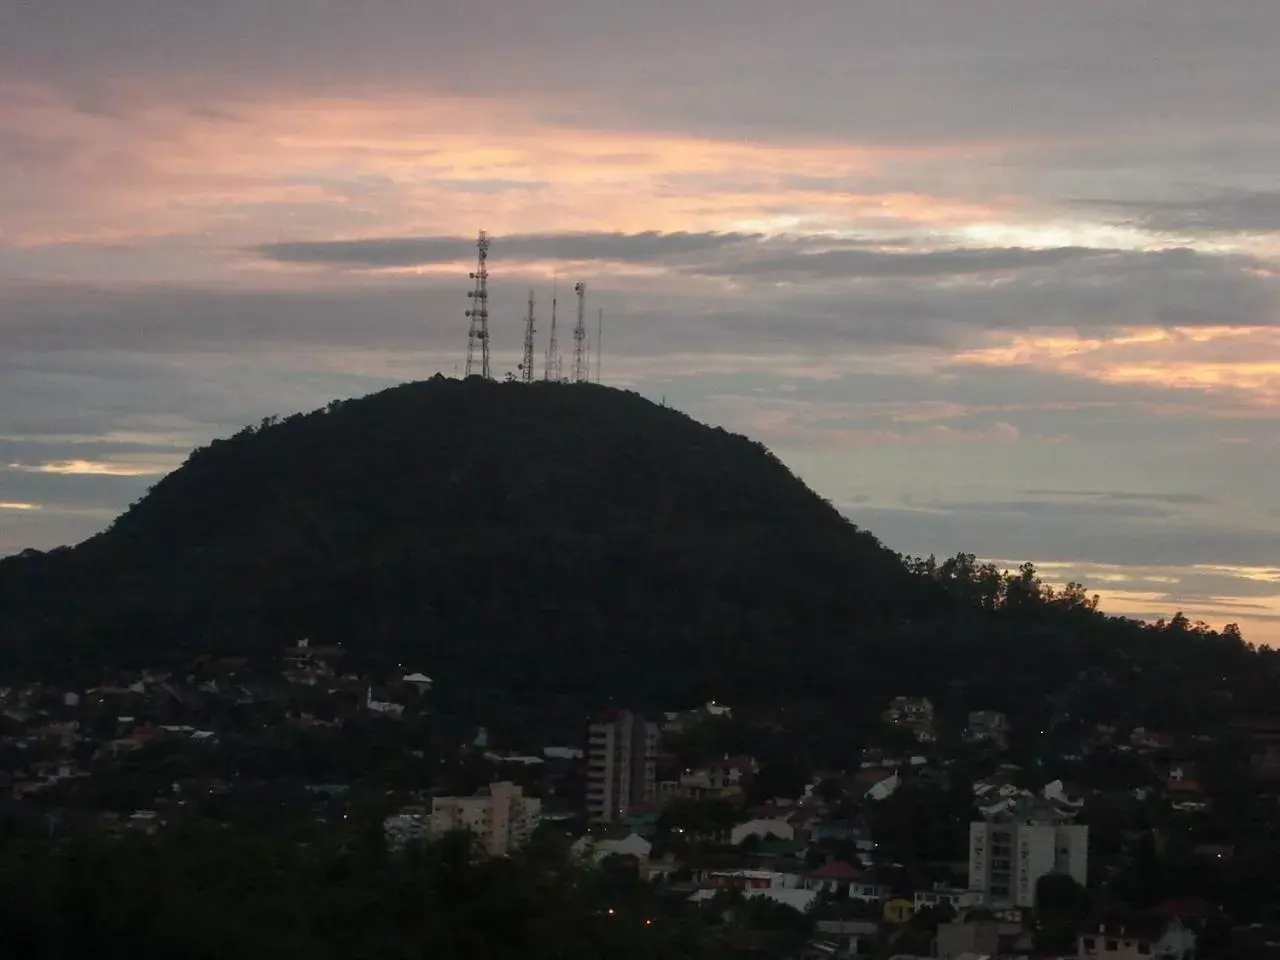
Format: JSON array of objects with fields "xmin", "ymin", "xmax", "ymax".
[
  {"xmin": 0, "ymin": 640, "xmax": 441, "ymax": 825},
  {"xmin": 377, "ymin": 696, "xmax": 1271, "ymax": 960},
  {"xmin": 412, "ymin": 769, "xmax": 1212, "ymax": 960},
  {"xmin": 2, "ymin": 663, "xmax": 1273, "ymax": 959}
]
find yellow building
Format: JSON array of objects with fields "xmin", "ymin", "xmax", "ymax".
[
  {"xmin": 429, "ymin": 781, "xmax": 541, "ymax": 856},
  {"xmin": 883, "ymin": 898, "xmax": 914, "ymax": 925}
]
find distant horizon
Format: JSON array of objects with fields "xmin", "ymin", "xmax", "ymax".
[{"xmin": 3, "ymin": 2, "xmax": 1277, "ymax": 644}]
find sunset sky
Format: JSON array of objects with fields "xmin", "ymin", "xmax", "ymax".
[{"xmin": 2, "ymin": 1, "xmax": 1278, "ymax": 642}]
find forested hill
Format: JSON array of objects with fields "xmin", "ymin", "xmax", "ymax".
[
  {"xmin": 0, "ymin": 376, "xmax": 1274, "ymax": 729},
  {"xmin": 0, "ymin": 377, "xmax": 933, "ymax": 696}
]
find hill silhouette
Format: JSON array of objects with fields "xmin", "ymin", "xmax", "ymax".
[
  {"xmin": 0, "ymin": 377, "xmax": 938, "ymax": 700},
  {"xmin": 0, "ymin": 376, "xmax": 1274, "ymax": 732}
]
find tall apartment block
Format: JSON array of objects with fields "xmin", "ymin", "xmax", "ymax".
[
  {"xmin": 428, "ymin": 781, "xmax": 541, "ymax": 856},
  {"xmin": 586, "ymin": 709, "xmax": 659, "ymax": 823},
  {"xmin": 968, "ymin": 800, "xmax": 1088, "ymax": 907}
]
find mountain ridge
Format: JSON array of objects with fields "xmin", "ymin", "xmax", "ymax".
[
  {"xmin": 0, "ymin": 376, "xmax": 1273, "ymax": 736},
  {"xmin": 0, "ymin": 378, "xmax": 935, "ymax": 697}
]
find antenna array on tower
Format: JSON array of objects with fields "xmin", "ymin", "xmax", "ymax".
[
  {"xmin": 519, "ymin": 290, "xmax": 537, "ymax": 383},
  {"xmin": 457, "ymin": 234, "xmax": 605, "ymax": 385},
  {"xmin": 571, "ymin": 282, "xmax": 588, "ymax": 383},
  {"xmin": 464, "ymin": 231, "xmax": 491, "ymax": 379},
  {"xmin": 544, "ymin": 278, "xmax": 561, "ymax": 381}
]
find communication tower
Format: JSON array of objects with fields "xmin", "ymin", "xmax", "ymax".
[
  {"xmin": 572, "ymin": 281, "xmax": 588, "ymax": 382},
  {"xmin": 464, "ymin": 231, "xmax": 491, "ymax": 379},
  {"xmin": 519, "ymin": 290, "xmax": 536, "ymax": 383},
  {"xmin": 544, "ymin": 277, "xmax": 561, "ymax": 381}
]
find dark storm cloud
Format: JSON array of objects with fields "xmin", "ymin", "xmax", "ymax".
[
  {"xmin": 5, "ymin": 240, "xmax": 1275, "ymax": 360},
  {"xmin": 691, "ymin": 246, "xmax": 1112, "ymax": 280},
  {"xmin": 1074, "ymin": 191, "xmax": 1280, "ymax": 235},
  {"xmin": 4, "ymin": 1, "xmax": 1279, "ymax": 147},
  {"xmin": 252, "ymin": 233, "xmax": 1118, "ymax": 280},
  {"xmin": 252, "ymin": 232, "xmax": 763, "ymax": 268}
]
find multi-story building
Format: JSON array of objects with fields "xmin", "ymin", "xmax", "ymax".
[
  {"xmin": 428, "ymin": 781, "xmax": 541, "ymax": 856},
  {"xmin": 968, "ymin": 800, "xmax": 1088, "ymax": 908},
  {"xmin": 586, "ymin": 709, "xmax": 658, "ymax": 823}
]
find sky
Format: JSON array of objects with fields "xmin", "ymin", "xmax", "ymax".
[{"xmin": 1, "ymin": 0, "xmax": 1278, "ymax": 642}]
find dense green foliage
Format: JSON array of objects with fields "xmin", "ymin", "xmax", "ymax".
[
  {"xmin": 0, "ymin": 825, "xmax": 721, "ymax": 959},
  {"xmin": 1, "ymin": 377, "xmax": 1275, "ymax": 731}
]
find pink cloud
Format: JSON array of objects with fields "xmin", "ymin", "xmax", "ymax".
[
  {"xmin": 0, "ymin": 86, "xmax": 1024, "ymax": 250},
  {"xmin": 951, "ymin": 326, "xmax": 1280, "ymax": 410}
]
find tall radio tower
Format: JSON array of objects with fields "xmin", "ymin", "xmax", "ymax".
[
  {"xmin": 571, "ymin": 281, "xmax": 588, "ymax": 383},
  {"xmin": 544, "ymin": 277, "xmax": 560, "ymax": 381},
  {"xmin": 519, "ymin": 289, "xmax": 536, "ymax": 383},
  {"xmin": 464, "ymin": 231, "xmax": 491, "ymax": 379}
]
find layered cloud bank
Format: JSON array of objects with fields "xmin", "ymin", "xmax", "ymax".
[{"xmin": 2, "ymin": 0, "xmax": 1278, "ymax": 641}]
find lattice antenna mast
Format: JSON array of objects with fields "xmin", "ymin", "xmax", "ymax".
[
  {"xmin": 464, "ymin": 231, "xmax": 491, "ymax": 379},
  {"xmin": 544, "ymin": 277, "xmax": 561, "ymax": 381},
  {"xmin": 519, "ymin": 289, "xmax": 537, "ymax": 383},
  {"xmin": 595, "ymin": 308, "xmax": 604, "ymax": 383},
  {"xmin": 571, "ymin": 282, "xmax": 588, "ymax": 382}
]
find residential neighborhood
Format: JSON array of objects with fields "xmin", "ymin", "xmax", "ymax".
[{"xmin": 3, "ymin": 639, "xmax": 1277, "ymax": 959}]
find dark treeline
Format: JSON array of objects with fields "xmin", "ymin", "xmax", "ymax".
[{"xmin": 0, "ymin": 823, "xmax": 722, "ymax": 960}]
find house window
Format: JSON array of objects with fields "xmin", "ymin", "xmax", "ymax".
[
  {"xmin": 1106, "ymin": 941, "xmax": 1118, "ymax": 951},
  {"xmin": 1083, "ymin": 938, "xmax": 1096, "ymax": 951},
  {"xmin": 1138, "ymin": 945, "xmax": 1150, "ymax": 956}
]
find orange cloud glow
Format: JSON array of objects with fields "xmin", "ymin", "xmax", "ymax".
[
  {"xmin": 0, "ymin": 86, "xmax": 1024, "ymax": 249},
  {"xmin": 8, "ymin": 459, "xmax": 174, "ymax": 477},
  {"xmin": 952, "ymin": 326, "xmax": 1280, "ymax": 410},
  {"xmin": 1000, "ymin": 559, "xmax": 1280, "ymax": 647}
]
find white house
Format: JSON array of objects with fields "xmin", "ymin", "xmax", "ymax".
[
  {"xmin": 572, "ymin": 832, "xmax": 653, "ymax": 866},
  {"xmin": 805, "ymin": 861, "xmax": 890, "ymax": 902},
  {"xmin": 865, "ymin": 771, "xmax": 901, "ymax": 801},
  {"xmin": 913, "ymin": 885, "xmax": 983, "ymax": 914},
  {"xmin": 1043, "ymin": 780, "xmax": 1085, "ymax": 808}
]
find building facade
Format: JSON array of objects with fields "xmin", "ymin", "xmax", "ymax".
[
  {"xmin": 429, "ymin": 781, "xmax": 541, "ymax": 856},
  {"xmin": 969, "ymin": 803, "xmax": 1088, "ymax": 907},
  {"xmin": 586, "ymin": 709, "xmax": 658, "ymax": 823}
]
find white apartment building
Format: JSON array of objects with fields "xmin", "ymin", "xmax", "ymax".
[
  {"xmin": 969, "ymin": 801, "xmax": 1088, "ymax": 908},
  {"xmin": 428, "ymin": 781, "xmax": 541, "ymax": 856},
  {"xmin": 587, "ymin": 709, "xmax": 659, "ymax": 823}
]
